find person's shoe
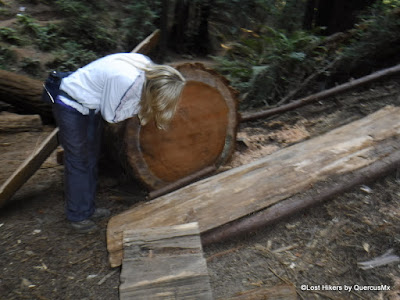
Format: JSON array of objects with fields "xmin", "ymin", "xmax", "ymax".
[
  {"xmin": 70, "ymin": 219, "xmax": 98, "ymax": 233},
  {"xmin": 90, "ymin": 208, "xmax": 111, "ymax": 219}
]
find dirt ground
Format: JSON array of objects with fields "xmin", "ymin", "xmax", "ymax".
[{"xmin": 0, "ymin": 75, "xmax": 399, "ymax": 300}]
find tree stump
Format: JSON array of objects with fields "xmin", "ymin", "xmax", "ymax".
[{"xmin": 122, "ymin": 63, "xmax": 239, "ymax": 190}]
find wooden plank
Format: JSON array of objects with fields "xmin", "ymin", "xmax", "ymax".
[
  {"xmin": 0, "ymin": 127, "xmax": 59, "ymax": 207},
  {"xmin": 120, "ymin": 222, "xmax": 213, "ymax": 300},
  {"xmin": 107, "ymin": 106, "xmax": 400, "ymax": 267}
]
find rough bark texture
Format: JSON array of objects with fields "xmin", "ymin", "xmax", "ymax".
[{"xmin": 0, "ymin": 70, "xmax": 52, "ymax": 123}]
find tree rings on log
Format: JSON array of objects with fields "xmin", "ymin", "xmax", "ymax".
[{"xmin": 124, "ymin": 63, "xmax": 238, "ymax": 190}]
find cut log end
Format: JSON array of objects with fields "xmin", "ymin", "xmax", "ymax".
[{"xmin": 123, "ymin": 63, "xmax": 239, "ymax": 190}]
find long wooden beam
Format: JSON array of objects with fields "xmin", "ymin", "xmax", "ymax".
[{"xmin": 107, "ymin": 105, "xmax": 400, "ymax": 267}]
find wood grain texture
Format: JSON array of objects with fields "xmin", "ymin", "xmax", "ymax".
[
  {"xmin": 120, "ymin": 223, "xmax": 213, "ymax": 300},
  {"xmin": 107, "ymin": 106, "xmax": 400, "ymax": 267},
  {"xmin": 124, "ymin": 63, "xmax": 239, "ymax": 190}
]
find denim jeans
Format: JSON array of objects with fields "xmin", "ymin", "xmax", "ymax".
[{"xmin": 53, "ymin": 99, "xmax": 103, "ymax": 222}]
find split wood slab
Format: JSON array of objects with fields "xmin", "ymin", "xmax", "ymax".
[
  {"xmin": 107, "ymin": 105, "xmax": 400, "ymax": 267},
  {"xmin": 120, "ymin": 222, "xmax": 213, "ymax": 299}
]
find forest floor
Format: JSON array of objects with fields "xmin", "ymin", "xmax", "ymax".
[{"xmin": 0, "ymin": 75, "xmax": 400, "ymax": 300}]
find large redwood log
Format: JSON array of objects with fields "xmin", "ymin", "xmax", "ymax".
[
  {"xmin": 120, "ymin": 63, "xmax": 239, "ymax": 190},
  {"xmin": 106, "ymin": 106, "xmax": 400, "ymax": 267}
]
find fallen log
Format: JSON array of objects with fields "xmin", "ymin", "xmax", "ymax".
[
  {"xmin": 106, "ymin": 105, "xmax": 400, "ymax": 267},
  {"xmin": 202, "ymin": 146, "xmax": 400, "ymax": 246},
  {"xmin": 240, "ymin": 63, "xmax": 400, "ymax": 122},
  {"xmin": 0, "ymin": 70, "xmax": 52, "ymax": 123},
  {"xmin": 0, "ymin": 112, "xmax": 43, "ymax": 133}
]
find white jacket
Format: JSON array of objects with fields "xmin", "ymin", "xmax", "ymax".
[{"xmin": 59, "ymin": 53, "xmax": 152, "ymax": 123}]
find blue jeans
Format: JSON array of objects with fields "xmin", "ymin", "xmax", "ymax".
[{"xmin": 53, "ymin": 99, "xmax": 103, "ymax": 222}]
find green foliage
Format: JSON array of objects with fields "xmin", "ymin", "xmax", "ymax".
[
  {"xmin": 341, "ymin": 2, "xmax": 400, "ymax": 73},
  {"xmin": 213, "ymin": 27, "xmax": 325, "ymax": 108},
  {"xmin": 211, "ymin": 0, "xmax": 307, "ymax": 41},
  {"xmin": 20, "ymin": 57, "xmax": 42, "ymax": 76},
  {"xmin": 46, "ymin": 41, "xmax": 98, "ymax": 71},
  {"xmin": 0, "ymin": 45, "xmax": 17, "ymax": 70},
  {"xmin": 119, "ymin": 0, "xmax": 161, "ymax": 51},
  {"xmin": 0, "ymin": 27, "xmax": 24, "ymax": 45},
  {"xmin": 212, "ymin": 1, "xmax": 400, "ymax": 109},
  {"xmin": 55, "ymin": 0, "xmax": 116, "ymax": 53},
  {"xmin": 16, "ymin": 14, "xmax": 61, "ymax": 50}
]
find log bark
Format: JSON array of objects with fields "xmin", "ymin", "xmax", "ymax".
[
  {"xmin": 0, "ymin": 112, "xmax": 43, "ymax": 133},
  {"xmin": 107, "ymin": 106, "xmax": 400, "ymax": 267},
  {"xmin": 202, "ymin": 147, "xmax": 400, "ymax": 246},
  {"xmin": 240, "ymin": 64, "xmax": 400, "ymax": 122},
  {"xmin": 0, "ymin": 70, "xmax": 52, "ymax": 123}
]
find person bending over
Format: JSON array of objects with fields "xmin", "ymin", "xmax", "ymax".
[{"xmin": 53, "ymin": 53, "xmax": 186, "ymax": 233}]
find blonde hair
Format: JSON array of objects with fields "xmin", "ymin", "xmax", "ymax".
[{"xmin": 138, "ymin": 65, "xmax": 186, "ymax": 130}]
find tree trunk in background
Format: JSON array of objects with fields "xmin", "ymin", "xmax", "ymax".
[
  {"xmin": 193, "ymin": 0, "xmax": 214, "ymax": 55},
  {"xmin": 159, "ymin": 0, "xmax": 169, "ymax": 61},
  {"xmin": 302, "ymin": 0, "xmax": 317, "ymax": 30},
  {"xmin": 169, "ymin": 0, "xmax": 189, "ymax": 53},
  {"xmin": 304, "ymin": 0, "xmax": 378, "ymax": 35},
  {"xmin": 168, "ymin": 0, "xmax": 213, "ymax": 55}
]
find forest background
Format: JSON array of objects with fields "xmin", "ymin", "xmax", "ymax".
[{"xmin": 0, "ymin": 0, "xmax": 399, "ymax": 113}]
